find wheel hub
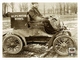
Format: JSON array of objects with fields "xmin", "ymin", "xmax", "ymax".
[
  {"xmin": 11, "ymin": 43, "xmax": 15, "ymax": 45},
  {"xmin": 10, "ymin": 42, "xmax": 17, "ymax": 48},
  {"xmin": 61, "ymin": 42, "xmax": 67, "ymax": 47}
]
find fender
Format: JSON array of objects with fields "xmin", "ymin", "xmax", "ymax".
[
  {"xmin": 47, "ymin": 35, "xmax": 55, "ymax": 48},
  {"xmin": 57, "ymin": 30, "xmax": 72, "ymax": 37},
  {"xmin": 3, "ymin": 30, "xmax": 27, "ymax": 46},
  {"xmin": 47, "ymin": 30, "xmax": 72, "ymax": 48},
  {"xmin": 13, "ymin": 32, "xmax": 27, "ymax": 46},
  {"xmin": 47, "ymin": 32, "xmax": 60, "ymax": 48},
  {"xmin": 63, "ymin": 30, "xmax": 72, "ymax": 36},
  {"xmin": 14, "ymin": 33, "xmax": 27, "ymax": 46}
]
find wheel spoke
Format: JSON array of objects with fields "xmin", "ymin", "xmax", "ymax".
[
  {"xmin": 58, "ymin": 46, "xmax": 62, "ymax": 51},
  {"xmin": 55, "ymin": 45, "xmax": 61, "ymax": 49},
  {"xmin": 16, "ymin": 44, "xmax": 20, "ymax": 48},
  {"xmin": 7, "ymin": 48, "xmax": 11, "ymax": 51},
  {"xmin": 7, "ymin": 47, "xmax": 12, "ymax": 52},
  {"xmin": 13, "ymin": 48, "xmax": 17, "ymax": 52},
  {"xmin": 57, "ymin": 39, "xmax": 62, "ymax": 44},
  {"xmin": 62, "ymin": 47, "xmax": 68, "ymax": 52},
  {"xmin": 66, "ymin": 39, "xmax": 73, "ymax": 46},
  {"xmin": 55, "ymin": 43, "xmax": 61, "ymax": 46},
  {"xmin": 64, "ymin": 38, "xmax": 68, "ymax": 42},
  {"xmin": 65, "ymin": 39, "xmax": 69, "ymax": 44}
]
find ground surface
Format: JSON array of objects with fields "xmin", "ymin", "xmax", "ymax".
[{"xmin": 2, "ymin": 16, "xmax": 77, "ymax": 58}]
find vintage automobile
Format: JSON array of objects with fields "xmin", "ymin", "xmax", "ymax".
[{"xmin": 3, "ymin": 12, "xmax": 77, "ymax": 56}]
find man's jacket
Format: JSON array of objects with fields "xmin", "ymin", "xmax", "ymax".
[{"xmin": 29, "ymin": 7, "xmax": 42, "ymax": 21}]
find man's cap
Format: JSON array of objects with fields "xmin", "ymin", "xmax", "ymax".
[{"xmin": 31, "ymin": 2, "xmax": 38, "ymax": 5}]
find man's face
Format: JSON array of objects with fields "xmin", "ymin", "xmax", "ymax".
[{"xmin": 33, "ymin": 3, "xmax": 39, "ymax": 8}]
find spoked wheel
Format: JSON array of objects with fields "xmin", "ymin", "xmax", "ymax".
[
  {"xmin": 53, "ymin": 35, "xmax": 76, "ymax": 56},
  {"xmin": 3, "ymin": 35, "xmax": 23, "ymax": 54}
]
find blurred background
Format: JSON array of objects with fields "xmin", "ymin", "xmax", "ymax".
[{"xmin": 2, "ymin": 2, "xmax": 77, "ymax": 17}]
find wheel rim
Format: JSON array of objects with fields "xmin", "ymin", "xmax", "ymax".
[
  {"xmin": 53, "ymin": 35, "xmax": 75, "ymax": 56},
  {"xmin": 3, "ymin": 35, "xmax": 23, "ymax": 54}
]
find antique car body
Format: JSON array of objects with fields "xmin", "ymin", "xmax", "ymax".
[{"xmin": 3, "ymin": 12, "xmax": 76, "ymax": 55}]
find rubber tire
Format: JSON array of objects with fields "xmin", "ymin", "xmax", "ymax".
[
  {"xmin": 53, "ymin": 35, "xmax": 76, "ymax": 56},
  {"xmin": 3, "ymin": 35, "xmax": 23, "ymax": 54}
]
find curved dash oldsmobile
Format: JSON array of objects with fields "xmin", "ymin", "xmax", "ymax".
[{"xmin": 3, "ymin": 12, "xmax": 77, "ymax": 56}]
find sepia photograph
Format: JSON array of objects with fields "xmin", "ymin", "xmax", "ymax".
[{"xmin": 2, "ymin": 2, "xmax": 77, "ymax": 58}]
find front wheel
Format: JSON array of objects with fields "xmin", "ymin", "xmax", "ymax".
[
  {"xmin": 53, "ymin": 35, "xmax": 76, "ymax": 56},
  {"xmin": 3, "ymin": 35, "xmax": 23, "ymax": 54}
]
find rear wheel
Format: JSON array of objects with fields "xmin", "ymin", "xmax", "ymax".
[
  {"xmin": 53, "ymin": 35, "xmax": 76, "ymax": 56},
  {"xmin": 3, "ymin": 35, "xmax": 23, "ymax": 54}
]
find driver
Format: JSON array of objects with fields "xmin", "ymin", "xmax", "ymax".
[
  {"xmin": 29, "ymin": 2, "xmax": 48, "ymax": 21},
  {"xmin": 29, "ymin": 2, "xmax": 62, "ymax": 31},
  {"xmin": 29, "ymin": 2, "xmax": 46, "ymax": 21}
]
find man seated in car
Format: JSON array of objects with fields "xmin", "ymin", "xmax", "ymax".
[
  {"xmin": 28, "ymin": 2, "xmax": 62, "ymax": 32},
  {"xmin": 29, "ymin": 2, "xmax": 44, "ymax": 21}
]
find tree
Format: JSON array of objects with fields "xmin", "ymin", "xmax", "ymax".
[
  {"xmin": 21, "ymin": 3, "xmax": 28, "ymax": 12},
  {"xmin": 10, "ymin": 2, "xmax": 14, "ymax": 12},
  {"xmin": 19, "ymin": 3, "xmax": 23, "ymax": 12},
  {"xmin": 43, "ymin": 3, "xmax": 45, "ymax": 15},
  {"xmin": 2, "ymin": 3, "xmax": 8, "ymax": 14}
]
